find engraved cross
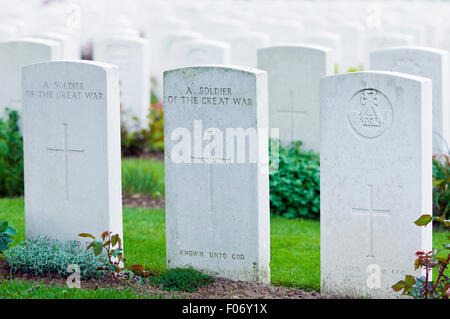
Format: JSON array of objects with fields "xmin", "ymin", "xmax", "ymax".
[
  {"xmin": 46, "ymin": 123, "xmax": 85, "ymax": 200},
  {"xmin": 191, "ymin": 154, "xmax": 231, "ymax": 214},
  {"xmin": 351, "ymin": 185, "xmax": 391, "ymax": 258}
]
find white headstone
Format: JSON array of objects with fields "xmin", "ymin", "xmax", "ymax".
[
  {"xmin": 258, "ymin": 45, "xmax": 334, "ymax": 152},
  {"xmin": 385, "ymin": 23, "xmax": 426, "ymax": 46},
  {"xmin": 0, "ymin": 24, "xmax": 17, "ymax": 41},
  {"xmin": 93, "ymin": 36, "xmax": 150, "ymax": 131},
  {"xmin": 224, "ymin": 32, "xmax": 269, "ymax": 68},
  {"xmin": 168, "ymin": 39, "xmax": 231, "ymax": 68},
  {"xmin": 22, "ymin": 61, "xmax": 123, "ymax": 246},
  {"xmin": 155, "ymin": 31, "xmax": 203, "ymax": 96},
  {"xmin": 0, "ymin": 39, "xmax": 60, "ymax": 118},
  {"xmin": 333, "ymin": 21, "xmax": 365, "ymax": 71},
  {"xmin": 298, "ymin": 32, "xmax": 342, "ymax": 69},
  {"xmin": 257, "ymin": 20, "xmax": 304, "ymax": 45},
  {"xmin": 365, "ymin": 32, "xmax": 414, "ymax": 66},
  {"xmin": 36, "ymin": 31, "xmax": 78, "ymax": 60},
  {"xmin": 370, "ymin": 47, "xmax": 449, "ymax": 154},
  {"xmin": 164, "ymin": 66, "xmax": 270, "ymax": 283},
  {"xmin": 320, "ymin": 71, "xmax": 432, "ymax": 298}
]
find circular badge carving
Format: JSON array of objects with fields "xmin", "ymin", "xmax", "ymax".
[{"xmin": 347, "ymin": 89, "xmax": 393, "ymax": 139}]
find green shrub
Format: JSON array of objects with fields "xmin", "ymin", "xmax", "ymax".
[
  {"xmin": 347, "ymin": 66, "xmax": 364, "ymax": 73},
  {"xmin": 269, "ymin": 141, "xmax": 320, "ymax": 220},
  {"xmin": 121, "ymin": 92, "xmax": 164, "ymax": 157},
  {"xmin": 122, "ymin": 158, "xmax": 165, "ymax": 197},
  {"xmin": 149, "ymin": 268, "xmax": 211, "ymax": 292},
  {"xmin": 0, "ymin": 109, "xmax": 24, "ymax": 197},
  {"xmin": 5, "ymin": 237, "xmax": 107, "ymax": 280},
  {"xmin": 433, "ymin": 155, "xmax": 449, "ymax": 219},
  {"xmin": 0, "ymin": 218, "xmax": 16, "ymax": 254}
]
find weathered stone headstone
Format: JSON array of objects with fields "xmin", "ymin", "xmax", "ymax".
[
  {"xmin": 370, "ymin": 47, "xmax": 449, "ymax": 154},
  {"xmin": 385, "ymin": 23, "xmax": 426, "ymax": 46},
  {"xmin": 22, "ymin": 61, "xmax": 123, "ymax": 246},
  {"xmin": 168, "ymin": 39, "xmax": 231, "ymax": 68},
  {"xmin": 0, "ymin": 39, "xmax": 61, "ymax": 117},
  {"xmin": 320, "ymin": 71, "xmax": 432, "ymax": 298},
  {"xmin": 333, "ymin": 21, "xmax": 364, "ymax": 71},
  {"xmin": 93, "ymin": 36, "xmax": 150, "ymax": 131},
  {"xmin": 36, "ymin": 31, "xmax": 79, "ymax": 60},
  {"xmin": 164, "ymin": 66, "xmax": 270, "ymax": 283},
  {"xmin": 365, "ymin": 32, "xmax": 414, "ymax": 67},
  {"xmin": 258, "ymin": 45, "xmax": 334, "ymax": 152},
  {"xmin": 224, "ymin": 32, "xmax": 269, "ymax": 68},
  {"xmin": 258, "ymin": 20, "xmax": 304, "ymax": 44},
  {"xmin": 0, "ymin": 24, "xmax": 16, "ymax": 41},
  {"xmin": 298, "ymin": 31, "xmax": 342, "ymax": 68}
]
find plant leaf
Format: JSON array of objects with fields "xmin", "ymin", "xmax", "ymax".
[
  {"xmin": 405, "ymin": 275, "xmax": 415, "ymax": 286},
  {"xmin": 414, "ymin": 215, "xmax": 433, "ymax": 226},
  {"xmin": 392, "ymin": 280, "xmax": 405, "ymax": 292},
  {"xmin": 93, "ymin": 241, "xmax": 103, "ymax": 256},
  {"xmin": 78, "ymin": 233, "xmax": 95, "ymax": 239}
]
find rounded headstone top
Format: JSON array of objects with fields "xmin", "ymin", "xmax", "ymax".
[{"xmin": 163, "ymin": 65, "xmax": 267, "ymax": 77}]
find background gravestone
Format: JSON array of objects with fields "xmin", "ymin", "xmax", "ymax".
[
  {"xmin": 0, "ymin": 39, "xmax": 61, "ymax": 118},
  {"xmin": 370, "ymin": 47, "xmax": 450, "ymax": 155},
  {"xmin": 93, "ymin": 36, "xmax": 150, "ymax": 131},
  {"xmin": 258, "ymin": 45, "xmax": 334, "ymax": 152},
  {"xmin": 22, "ymin": 61, "xmax": 123, "ymax": 246},
  {"xmin": 320, "ymin": 71, "xmax": 433, "ymax": 298},
  {"xmin": 164, "ymin": 66, "xmax": 270, "ymax": 283},
  {"xmin": 168, "ymin": 39, "xmax": 231, "ymax": 69}
]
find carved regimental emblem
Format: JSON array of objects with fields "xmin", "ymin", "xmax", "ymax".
[
  {"xmin": 347, "ymin": 89, "xmax": 393, "ymax": 139},
  {"xmin": 359, "ymin": 90, "xmax": 383, "ymax": 127}
]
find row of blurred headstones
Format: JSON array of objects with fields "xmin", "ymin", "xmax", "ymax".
[{"xmin": 1, "ymin": 0, "xmax": 450, "ymax": 136}]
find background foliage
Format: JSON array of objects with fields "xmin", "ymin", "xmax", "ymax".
[
  {"xmin": 0, "ymin": 109, "xmax": 23, "ymax": 197},
  {"xmin": 0, "ymin": 217, "xmax": 16, "ymax": 254},
  {"xmin": 269, "ymin": 141, "xmax": 320, "ymax": 220},
  {"xmin": 433, "ymin": 155, "xmax": 449, "ymax": 220},
  {"xmin": 122, "ymin": 158, "xmax": 165, "ymax": 197},
  {"xmin": 121, "ymin": 92, "xmax": 164, "ymax": 157}
]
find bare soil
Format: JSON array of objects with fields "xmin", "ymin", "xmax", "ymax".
[
  {"xmin": 122, "ymin": 193, "xmax": 165, "ymax": 210},
  {"xmin": 0, "ymin": 259, "xmax": 327, "ymax": 299},
  {"xmin": 124, "ymin": 150, "xmax": 164, "ymax": 162}
]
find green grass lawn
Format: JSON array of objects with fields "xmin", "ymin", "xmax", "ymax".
[
  {"xmin": 122, "ymin": 158, "xmax": 165, "ymax": 197},
  {"xmin": 0, "ymin": 279, "xmax": 164, "ymax": 299},
  {"xmin": 1, "ymin": 198, "xmax": 448, "ymax": 296}
]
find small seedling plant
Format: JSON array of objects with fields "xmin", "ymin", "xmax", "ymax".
[
  {"xmin": 78, "ymin": 231, "xmax": 149, "ymax": 281},
  {"xmin": 392, "ymin": 214, "xmax": 449, "ymax": 299}
]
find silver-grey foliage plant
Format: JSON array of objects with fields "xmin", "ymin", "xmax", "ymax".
[{"xmin": 5, "ymin": 236, "xmax": 108, "ymax": 280}]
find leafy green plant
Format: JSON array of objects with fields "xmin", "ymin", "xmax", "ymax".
[
  {"xmin": 433, "ymin": 155, "xmax": 449, "ymax": 220},
  {"xmin": 79, "ymin": 231, "xmax": 125, "ymax": 278},
  {"xmin": 269, "ymin": 140, "xmax": 320, "ymax": 219},
  {"xmin": 147, "ymin": 99, "xmax": 164, "ymax": 151},
  {"xmin": 149, "ymin": 267, "xmax": 211, "ymax": 292},
  {"xmin": 392, "ymin": 214, "xmax": 449, "ymax": 299},
  {"xmin": 0, "ymin": 218, "xmax": 16, "ymax": 254},
  {"xmin": 5, "ymin": 237, "xmax": 106, "ymax": 279},
  {"xmin": 0, "ymin": 109, "xmax": 24, "ymax": 197},
  {"xmin": 120, "ymin": 92, "xmax": 164, "ymax": 157},
  {"xmin": 122, "ymin": 158, "xmax": 164, "ymax": 197},
  {"xmin": 79, "ymin": 231, "xmax": 149, "ymax": 282},
  {"xmin": 347, "ymin": 66, "xmax": 364, "ymax": 73}
]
